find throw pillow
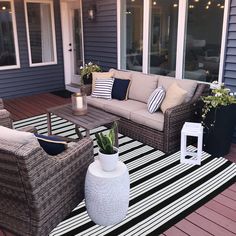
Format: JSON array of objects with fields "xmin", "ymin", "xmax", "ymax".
[
  {"xmin": 112, "ymin": 78, "xmax": 131, "ymax": 100},
  {"xmin": 91, "ymin": 78, "xmax": 114, "ymax": 99},
  {"xmin": 34, "ymin": 134, "xmax": 67, "ymax": 156},
  {"xmin": 92, "ymin": 72, "xmax": 114, "ymax": 92},
  {"xmin": 147, "ymin": 87, "xmax": 166, "ymax": 113},
  {"xmin": 161, "ymin": 83, "xmax": 187, "ymax": 113},
  {"xmin": 0, "ymin": 126, "xmax": 36, "ymax": 144}
]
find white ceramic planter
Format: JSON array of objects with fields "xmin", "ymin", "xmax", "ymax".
[{"xmin": 98, "ymin": 147, "xmax": 119, "ymax": 172}]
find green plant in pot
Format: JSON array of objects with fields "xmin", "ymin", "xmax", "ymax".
[
  {"xmin": 95, "ymin": 123, "xmax": 118, "ymax": 171},
  {"xmin": 80, "ymin": 62, "xmax": 102, "ymax": 85},
  {"xmin": 201, "ymin": 81, "xmax": 236, "ymax": 156}
]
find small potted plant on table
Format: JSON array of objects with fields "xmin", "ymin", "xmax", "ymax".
[
  {"xmin": 95, "ymin": 124, "xmax": 119, "ymax": 172},
  {"xmin": 201, "ymin": 81, "xmax": 236, "ymax": 156},
  {"xmin": 80, "ymin": 62, "xmax": 102, "ymax": 85}
]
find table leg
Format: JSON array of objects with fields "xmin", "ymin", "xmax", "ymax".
[
  {"xmin": 75, "ymin": 125, "xmax": 84, "ymax": 139},
  {"xmin": 114, "ymin": 122, "xmax": 119, "ymax": 148},
  {"xmin": 47, "ymin": 112, "xmax": 52, "ymax": 135},
  {"xmin": 86, "ymin": 129, "xmax": 90, "ymax": 138}
]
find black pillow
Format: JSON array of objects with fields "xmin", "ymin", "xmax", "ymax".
[
  {"xmin": 34, "ymin": 134, "xmax": 67, "ymax": 156},
  {"xmin": 112, "ymin": 78, "xmax": 130, "ymax": 100}
]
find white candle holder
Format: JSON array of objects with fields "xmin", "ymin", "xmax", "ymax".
[{"xmin": 71, "ymin": 93, "xmax": 87, "ymax": 115}]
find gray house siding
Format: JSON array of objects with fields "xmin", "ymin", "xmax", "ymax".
[
  {"xmin": 0, "ymin": 0, "xmax": 65, "ymax": 99},
  {"xmin": 82, "ymin": 0, "xmax": 117, "ymax": 71},
  {"xmin": 224, "ymin": 0, "xmax": 236, "ymax": 142}
]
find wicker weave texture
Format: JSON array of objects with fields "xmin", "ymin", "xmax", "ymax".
[{"xmin": 0, "ymin": 137, "xmax": 94, "ymax": 236}]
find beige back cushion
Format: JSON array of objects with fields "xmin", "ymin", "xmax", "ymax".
[
  {"xmin": 160, "ymin": 83, "xmax": 187, "ymax": 113},
  {"xmin": 129, "ymin": 72, "xmax": 158, "ymax": 103},
  {"xmin": 92, "ymin": 72, "xmax": 114, "ymax": 92},
  {"xmin": 158, "ymin": 76, "xmax": 197, "ymax": 102},
  {"xmin": 109, "ymin": 69, "xmax": 132, "ymax": 80}
]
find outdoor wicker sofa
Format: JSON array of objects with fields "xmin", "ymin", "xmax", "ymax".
[
  {"xmin": 83, "ymin": 69, "xmax": 209, "ymax": 154},
  {"xmin": 0, "ymin": 98, "xmax": 12, "ymax": 128},
  {"xmin": 0, "ymin": 136, "xmax": 94, "ymax": 236}
]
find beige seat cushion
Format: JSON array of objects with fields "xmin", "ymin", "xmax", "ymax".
[
  {"xmin": 105, "ymin": 100, "xmax": 146, "ymax": 119},
  {"xmin": 161, "ymin": 83, "xmax": 187, "ymax": 113},
  {"xmin": 109, "ymin": 69, "xmax": 132, "ymax": 80},
  {"xmin": 158, "ymin": 76, "xmax": 197, "ymax": 102},
  {"xmin": 130, "ymin": 109, "xmax": 164, "ymax": 131},
  {"xmin": 129, "ymin": 72, "xmax": 158, "ymax": 103},
  {"xmin": 92, "ymin": 72, "xmax": 114, "ymax": 92},
  {"xmin": 87, "ymin": 96, "xmax": 113, "ymax": 110}
]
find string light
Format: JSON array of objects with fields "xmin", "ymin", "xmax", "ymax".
[
  {"xmin": 173, "ymin": 3, "xmax": 178, "ymax": 8},
  {"xmin": 194, "ymin": 0, "xmax": 199, "ymax": 2},
  {"xmin": 205, "ymin": 5, "xmax": 209, "ymax": 9},
  {"xmin": 2, "ymin": 6, "xmax": 6, "ymax": 10},
  {"xmin": 220, "ymin": 5, "xmax": 224, "ymax": 8},
  {"xmin": 208, "ymin": 1, "xmax": 211, "ymax": 5},
  {"xmin": 189, "ymin": 5, "xmax": 194, "ymax": 8},
  {"xmin": 153, "ymin": 1, "xmax": 157, "ymax": 5}
]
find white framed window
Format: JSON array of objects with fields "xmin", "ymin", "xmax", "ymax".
[
  {"xmin": 24, "ymin": 0, "xmax": 57, "ymax": 67},
  {"xmin": 0, "ymin": 0, "xmax": 20, "ymax": 70},
  {"xmin": 118, "ymin": 0, "xmax": 230, "ymax": 83}
]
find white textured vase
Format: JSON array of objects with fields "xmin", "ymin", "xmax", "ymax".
[{"xmin": 99, "ymin": 147, "xmax": 119, "ymax": 172}]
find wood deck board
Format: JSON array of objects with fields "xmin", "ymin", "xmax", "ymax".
[{"xmin": 1, "ymin": 93, "xmax": 236, "ymax": 236}]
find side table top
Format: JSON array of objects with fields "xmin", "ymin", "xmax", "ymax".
[{"xmin": 88, "ymin": 161, "xmax": 127, "ymax": 178}]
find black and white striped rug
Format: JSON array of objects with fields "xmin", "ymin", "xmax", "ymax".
[{"xmin": 14, "ymin": 114, "xmax": 236, "ymax": 236}]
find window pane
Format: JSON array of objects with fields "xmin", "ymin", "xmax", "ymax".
[
  {"xmin": 26, "ymin": 2, "xmax": 55, "ymax": 64},
  {"xmin": 0, "ymin": 1, "xmax": 17, "ymax": 67},
  {"xmin": 149, "ymin": 0, "xmax": 178, "ymax": 76},
  {"xmin": 184, "ymin": 0, "xmax": 224, "ymax": 82},
  {"xmin": 122, "ymin": 0, "xmax": 143, "ymax": 71}
]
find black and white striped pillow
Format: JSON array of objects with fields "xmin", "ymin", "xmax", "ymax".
[
  {"xmin": 91, "ymin": 78, "xmax": 114, "ymax": 99},
  {"xmin": 147, "ymin": 87, "xmax": 166, "ymax": 113}
]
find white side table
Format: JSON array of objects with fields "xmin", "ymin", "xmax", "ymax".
[
  {"xmin": 85, "ymin": 160, "xmax": 130, "ymax": 226},
  {"xmin": 181, "ymin": 122, "xmax": 203, "ymax": 165}
]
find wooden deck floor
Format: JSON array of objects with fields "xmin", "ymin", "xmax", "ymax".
[{"xmin": 1, "ymin": 93, "xmax": 236, "ymax": 236}]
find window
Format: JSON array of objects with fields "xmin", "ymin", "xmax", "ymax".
[
  {"xmin": 0, "ymin": 0, "xmax": 20, "ymax": 70},
  {"xmin": 149, "ymin": 0, "xmax": 178, "ymax": 76},
  {"xmin": 25, "ymin": 0, "xmax": 57, "ymax": 66},
  {"xmin": 121, "ymin": 0, "xmax": 143, "ymax": 72},
  {"xmin": 184, "ymin": 0, "xmax": 224, "ymax": 82},
  {"xmin": 119, "ymin": 0, "xmax": 228, "ymax": 83}
]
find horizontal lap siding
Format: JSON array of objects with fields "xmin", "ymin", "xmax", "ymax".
[
  {"xmin": 82, "ymin": 0, "xmax": 117, "ymax": 71},
  {"xmin": 224, "ymin": 0, "xmax": 236, "ymax": 142},
  {"xmin": 0, "ymin": 0, "xmax": 64, "ymax": 99}
]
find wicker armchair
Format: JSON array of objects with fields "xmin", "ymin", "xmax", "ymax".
[
  {"xmin": 0, "ymin": 98, "xmax": 12, "ymax": 128},
  {"xmin": 0, "ymin": 137, "xmax": 94, "ymax": 236}
]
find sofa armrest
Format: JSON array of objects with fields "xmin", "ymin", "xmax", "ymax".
[
  {"xmin": 163, "ymin": 100, "xmax": 199, "ymax": 153},
  {"xmin": 0, "ymin": 109, "xmax": 13, "ymax": 128}
]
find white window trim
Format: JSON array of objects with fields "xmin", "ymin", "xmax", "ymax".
[
  {"xmin": 80, "ymin": 0, "xmax": 85, "ymax": 66},
  {"xmin": 0, "ymin": 0, "xmax": 20, "ymax": 70},
  {"xmin": 24, "ymin": 0, "xmax": 57, "ymax": 67},
  {"xmin": 117, "ymin": 0, "xmax": 230, "ymax": 84}
]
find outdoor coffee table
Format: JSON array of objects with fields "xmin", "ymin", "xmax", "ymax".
[{"xmin": 47, "ymin": 104, "xmax": 120, "ymax": 146}]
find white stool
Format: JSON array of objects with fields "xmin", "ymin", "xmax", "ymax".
[
  {"xmin": 85, "ymin": 160, "xmax": 130, "ymax": 226},
  {"xmin": 181, "ymin": 122, "xmax": 203, "ymax": 165}
]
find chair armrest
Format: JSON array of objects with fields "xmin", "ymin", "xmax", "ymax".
[
  {"xmin": 17, "ymin": 126, "xmax": 37, "ymax": 133},
  {"xmin": 0, "ymin": 98, "xmax": 3, "ymax": 109},
  {"xmin": 0, "ymin": 109, "xmax": 13, "ymax": 128}
]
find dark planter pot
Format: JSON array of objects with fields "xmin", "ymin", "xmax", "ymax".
[
  {"xmin": 203, "ymin": 104, "xmax": 236, "ymax": 156},
  {"xmin": 82, "ymin": 74, "xmax": 92, "ymax": 84}
]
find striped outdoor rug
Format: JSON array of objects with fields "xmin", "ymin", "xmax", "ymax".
[{"xmin": 14, "ymin": 114, "xmax": 236, "ymax": 236}]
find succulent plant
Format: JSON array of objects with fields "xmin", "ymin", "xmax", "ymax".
[{"xmin": 95, "ymin": 123, "xmax": 117, "ymax": 154}]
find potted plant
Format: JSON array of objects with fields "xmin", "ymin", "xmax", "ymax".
[
  {"xmin": 80, "ymin": 62, "xmax": 102, "ymax": 85},
  {"xmin": 201, "ymin": 81, "xmax": 236, "ymax": 156},
  {"xmin": 95, "ymin": 123, "xmax": 118, "ymax": 171}
]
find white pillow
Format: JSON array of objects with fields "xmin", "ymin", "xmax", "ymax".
[
  {"xmin": 147, "ymin": 87, "xmax": 166, "ymax": 113},
  {"xmin": 91, "ymin": 78, "xmax": 114, "ymax": 99},
  {"xmin": 0, "ymin": 126, "xmax": 36, "ymax": 144}
]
